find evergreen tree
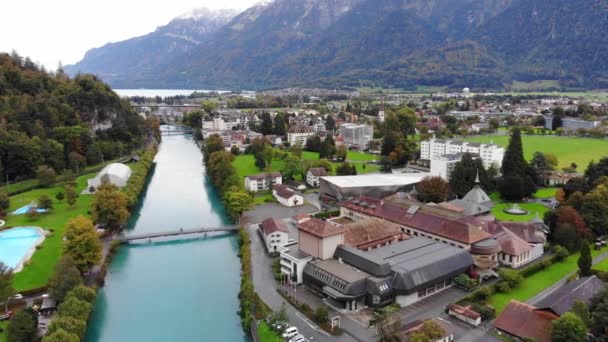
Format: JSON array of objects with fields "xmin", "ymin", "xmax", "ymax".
[
  {"xmin": 449, "ymin": 153, "xmax": 493, "ymax": 197},
  {"xmin": 498, "ymin": 128, "xmax": 536, "ymax": 200},
  {"xmin": 260, "ymin": 112, "xmax": 273, "ymax": 135},
  {"xmin": 578, "ymin": 243, "xmax": 592, "ymax": 276},
  {"xmin": 325, "ymin": 115, "xmax": 336, "ymax": 131},
  {"xmin": 273, "ymin": 112, "xmax": 287, "ymax": 135}
]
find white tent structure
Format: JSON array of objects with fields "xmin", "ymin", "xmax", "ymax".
[{"xmin": 88, "ymin": 163, "xmax": 132, "ymax": 189}]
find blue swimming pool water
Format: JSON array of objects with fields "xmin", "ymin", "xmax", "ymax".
[
  {"xmin": 0, "ymin": 227, "xmax": 43, "ymax": 269},
  {"xmin": 13, "ymin": 205, "xmax": 47, "ymax": 215}
]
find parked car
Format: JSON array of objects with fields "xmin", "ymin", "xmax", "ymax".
[
  {"xmin": 282, "ymin": 327, "xmax": 299, "ymax": 340},
  {"xmin": 12, "ymin": 294, "xmax": 23, "ymax": 300},
  {"xmin": 289, "ymin": 334, "xmax": 306, "ymax": 342}
]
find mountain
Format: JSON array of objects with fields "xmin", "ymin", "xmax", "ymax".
[
  {"xmin": 67, "ymin": 0, "xmax": 608, "ymax": 90},
  {"xmin": 65, "ymin": 7, "xmax": 238, "ymax": 85}
]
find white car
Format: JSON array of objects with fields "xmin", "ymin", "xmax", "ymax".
[
  {"xmin": 289, "ymin": 334, "xmax": 306, "ymax": 342},
  {"xmin": 12, "ymin": 294, "xmax": 23, "ymax": 300},
  {"xmin": 282, "ymin": 327, "xmax": 299, "ymax": 340}
]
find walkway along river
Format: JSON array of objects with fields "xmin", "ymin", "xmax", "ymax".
[{"xmin": 85, "ymin": 126, "xmax": 249, "ymax": 341}]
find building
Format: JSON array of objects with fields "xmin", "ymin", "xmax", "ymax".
[
  {"xmin": 493, "ymin": 301, "xmax": 558, "ymax": 342},
  {"xmin": 244, "ymin": 172, "xmax": 282, "ymax": 192},
  {"xmin": 343, "ymin": 218, "xmax": 407, "ymax": 251},
  {"xmin": 260, "ymin": 218, "xmax": 289, "ymax": 253},
  {"xmin": 534, "ymin": 275, "xmax": 605, "ymax": 316},
  {"xmin": 430, "ymin": 154, "xmax": 462, "ymax": 181},
  {"xmin": 320, "ymin": 172, "xmax": 430, "ymax": 202},
  {"xmin": 306, "ymin": 167, "xmax": 328, "ymax": 187},
  {"xmin": 297, "ymin": 218, "xmax": 345, "ymax": 260},
  {"xmin": 339, "ymin": 124, "xmax": 373, "ymax": 149},
  {"xmin": 446, "ymin": 174, "xmax": 494, "ymax": 216},
  {"xmin": 540, "ymin": 171, "xmax": 579, "ymax": 186},
  {"xmin": 279, "ymin": 245, "xmax": 313, "ymax": 284},
  {"xmin": 303, "ymin": 238, "xmax": 473, "ymax": 310},
  {"xmin": 378, "ymin": 105, "xmax": 385, "ymax": 123},
  {"xmin": 272, "ymin": 184, "xmax": 304, "ymax": 207},
  {"xmin": 470, "ymin": 122, "xmax": 489, "ymax": 133},
  {"xmin": 87, "ymin": 163, "xmax": 132, "ymax": 189},
  {"xmin": 287, "ymin": 125, "xmax": 315, "ymax": 146},
  {"xmin": 447, "ymin": 304, "xmax": 481, "ymax": 326},
  {"xmin": 545, "ymin": 116, "xmax": 601, "ymax": 131},
  {"xmin": 420, "ymin": 139, "xmax": 504, "ymax": 171}
]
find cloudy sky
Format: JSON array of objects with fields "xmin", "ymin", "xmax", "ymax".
[{"xmin": 0, "ymin": 0, "xmax": 259, "ymax": 69}]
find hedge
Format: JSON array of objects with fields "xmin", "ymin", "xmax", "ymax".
[
  {"xmin": 237, "ymin": 228, "xmax": 255, "ymax": 332},
  {"xmin": 123, "ymin": 147, "xmax": 158, "ymax": 208},
  {"xmin": 313, "ymin": 210, "xmax": 340, "ymax": 219}
]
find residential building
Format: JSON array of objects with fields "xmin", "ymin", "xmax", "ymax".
[
  {"xmin": 244, "ymin": 172, "xmax": 282, "ymax": 192},
  {"xmin": 545, "ymin": 116, "xmax": 601, "ymax": 131},
  {"xmin": 272, "ymin": 184, "xmax": 304, "ymax": 207},
  {"xmin": 320, "ymin": 172, "xmax": 430, "ymax": 202},
  {"xmin": 430, "ymin": 153, "xmax": 462, "ymax": 181},
  {"xmin": 470, "ymin": 122, "xmax": 489, "ymax": 132},
  {"xmin": 447, "ymin": 304, "xmax": 481, "ymax": 326},
  {"xmin": 493, "ymin": 301, "xmax": 558, "ymax": 342},
  {"xmin": 420, "ymin": 138, "xmax": 504, "ymax": 171},
  {"xmin": 540, "ymin": 171, "xmax": 579, "ymax": 186},
  {"xmin": 260, "ymin": 217, "xmax": 289, "ymax": 253},
  {"xmin": 339, "ymin": 124, "xmax": 373, "ymax": 149},
  {"xmin": 306, "ymin": 167, "xmax": 328, "ymax": 187},
  {"xmin": 279, "ymin": 245, "xmax": 312, "ymax": 284},
  {"xmin": 287, "ymin": 125, "xmax": 315, "ymax": 146}
]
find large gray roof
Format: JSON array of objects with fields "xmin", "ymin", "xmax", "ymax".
[{"xmin": 535, "ymin": 275, "xmax": 605, "ymax": 316}]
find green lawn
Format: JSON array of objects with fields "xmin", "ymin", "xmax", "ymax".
[
  {"xmin": 491, "ymin": 203, "xmax": 549, "ymax": 222},
  {"xmin": 0, "ymin": 321, "xmax": 6, "ymax": 342},
  {"xmin": 488, "ymin": 246, "xmax": 608, "ymax": 313},
  {"xmin": 258, "ymin": 321, "xmax": 282, "ymax": 342},
  {"xmin": 233, "ymin": 151, "xmax": 380, "ymax": 182},
  {"xmin": 345, "ymin": 151, "xmax": 379, "ymax": 162},
  {"xmin": 533, "ymin": 187, "xmax": 559, "ymax": 199},
  {"xmin": 593, "ymin": 258, "xmax": 608, "ymax": 272},
  {"xmin": 254, "ymin": 192, "xmax": 275, "ymax": 205},
  {"xmin": 5, "ymin": 174, "xmax": 95, "ymax": 291},
  {"xmin": 465, "ymin": 135, "xmax": 608, "ymax": 170}
]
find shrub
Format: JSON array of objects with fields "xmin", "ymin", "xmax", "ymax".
[
  {"xmin": 540, "ymin": 258, "xmax": 552, "ymax": 269},
  {"xmin": 497, "ymin": 282, "xmax": 511, "ymax": 293},
  {"xmin": 498, "ymin": 269, "xmax": 523, "ymax": 288},
  {"xmin": 55, "ymin": 192, "xmax": 65, "ymax": 201},
  {"xmin": 0, "ymin": 191, "xmax": 10, "ymax": 213},
  {"xmin": 300, "ymin": 303, "xmax": 313, "ymax": 316},
  {"xmin": 313, "ymin": 307, "xmax": 329, "ymax": 324},
  {"xmin": 313, "ymin": 210, "xmax": 340, "ymax": 219},
  {"xmin": 470, "ymin": 303, "xmax": 496, "ymax": 321},
  {"xmin": 123, "ymin": 147, "xmax": 157, "ymax": 208},
  {"xmin": 453, "ymin": 274, "xmax": 477, "ymax": 290},
  {"xmin": 38, "ymin": 194, "xmax": 54, "ymax": 210},
  {"xmin": 25, "ymin": 207, "xmax": 38, "ymax": 221},
  {"xmin": 553, "ymin": 245, "xmax": 570, "ymax": 261},
  {"xmin": 472, "ymin": 286, "xmax": 493, "ymax": 301}
]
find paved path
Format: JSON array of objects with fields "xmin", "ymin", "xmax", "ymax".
[
  {"xmin": 247, "ymin": 224, "xmax": 374, "ymax": 342},
  {"xmin": 528, "ymin": 249, "xmax": 608, "ymax": 305}
]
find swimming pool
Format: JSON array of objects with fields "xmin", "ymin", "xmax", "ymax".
[
  {"xmin": 0, "ymin": 227, "xmax": 45, "ymax": 271},
  {"xmin": 12, "ymin": 204, "xmax": 47, "ymax": 215}
]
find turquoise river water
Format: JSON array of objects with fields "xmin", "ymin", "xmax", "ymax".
[{"xmin": 85, "ymin": 128, "xmax": 249, "ymax": 341}]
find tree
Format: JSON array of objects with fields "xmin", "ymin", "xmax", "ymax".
[
  {"xmin": 282, "ymin": 155, "xmax": 302, "ymax": 180},
  {"xmin": 498, "ymin": 128, "xmax": 536, "ymax": 200},
  {"xmin": 381, "ymin": 131, "xmax": 400, "ymax": 156},
  {"xmin": 230, "ymin": 145, "xmax": 240, "ymax": 156},
  {"xmin": 254, "ymin": 152, "xmax": 266, "ymax": 170},
  {"xmin": 551, "ymin": 312, "xmax": 587, "ymax": 342},
  {"xmin": 43, "ymin": 329, "xmax": 80, "ymax": 342},
  {"xmin": 57, "ymin": 296, "xmax": 92, "ymax": 319},
  {"xmin": 578, "ymin": 243, "xmax": 592, "ymax": 276},
  {"xmin": 68, "ymin": 285, "xmax": 97, "ymax": 303},
  {"xmin": 7, "ymin": 308, "xmax": 38, "ymax": 342},
  {"xmin": 0, "ymin": 263, "xmax": 15, "ymax": 313},
  {"xmin": 47, "ymin": 316, "xmax": 87, "ymax": 339},
  {"xmin": 580, "ymin": 181, "xmax": 608, "ymax": 236},
  {"xmin": 260, "ymin": 112, "xmax": 273, "ymax": 135},
  {"xmin": 182, "ymin": 110, "xmax": 204, "ymax": 128},
  {"xmin": 36, "ymin": 165, "xmax": 57, "ymax": 187},
  {"xmin": 585, "ymin": 157, "xmax": 608, "ymax": 186},
  {"xmin": 65, "ymin": 184, "xmax": 78, "ymax": 207},
  {"xmin": 64, "ymin": 215, "xmax": 102, "ymax": 273},
  {"xmin": 336, "ymin": 145, "xmax": 347, "ymax": 161},
  {"xmin": 556, "ymin": 206, "xmax": 592, "ymax": 240},
  {"xmin": 449, "ymin": 153, "xmax": 493, "ymax": 197},
  {"xmin": 325, "ymin": 115, "xmax": 336, "ymax": 131},
  {"xmin": 529, "ymin": 152, "xmax": 554, "ymax": 185},
  {"xmin": 207, "ymin": 151, "xmax": 236, "ymax": 191},
  {"xmin": 313, "ymin": 307, "xmax": 329, "ymax": 324},
  {"xmin": 273, "ymin": 112, "xmax": 287, "ymax": 135},
  {"xmin": 224, "ymin": 190, "xmax": 253, "ymax": 223},
  {"xmin": 553, "ymin": 223, "xmax": 582, "ymax": 252},
  {"xmin": 48, "ymin": 256, "xmax": 82, "ymax": 301},
  {"xmin": 203, "ymin": 134, "xmax": 225, "ymax": 164},
  {"xmin": 369, "ymin": 304, "xmax": 401, "ymax": 341},
  {"xmin": 417, "ymin": 176, "xmax": 450, "ymax": 203},
  {"xmin": 408, "ymin": 320, "xmax": 445, "ymax": 341},
  {"xmin": 570, "ymin": 300, "xmax": 591, "ymax": 328},
  {"xmin": 320, "ymin": 135, "xmax": 336, "ymax": 159},
  {"xmin": 305, "ymin": 135, "xmax": 322, "ymax": 153},
  {"xmin": 91, "ymin": 184, "xmax": 129, "ymax": 230},
  {"xmin": 497, "ymin": 268, "xmax": 522, "ymax": 288},
  {"xmin": 291, "ymin": 143, "xmax": 303, "ymax": 159},
  {"xmin": 336, "ymin": 162, "xmax": 357, "ymax": 176},
  {"xmin": 55, "ymin": 191, "xmax": 64, "ymax": 202},
  {"xmin": 0, "ymin": 191, "xmax": 9, "ymax": 213},
  {"xmin": 589, "ymin": 287, "xmax": 608, "ymax": 338},
  {"xmin": 263, "ymin": 145, "xmax": 274, "ymax": 166},
  {"xmin": 37, "ymin": 194, "xmax": 53, "ymax": 210}
]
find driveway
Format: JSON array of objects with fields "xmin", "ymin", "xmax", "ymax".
[{"xmin": 243, "ymin": 203, "xmax": 317, "ymax": 224}]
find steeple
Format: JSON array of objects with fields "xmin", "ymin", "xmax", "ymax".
[{"xmin": 475, "ymin": 169, "xmax": 480, "ymax": 184}]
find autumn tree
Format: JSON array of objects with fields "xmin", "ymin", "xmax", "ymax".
[
  {"xmin": 417, "ymin": 176, "xmax": 450, "ymax": 203},
  {"xmin": 203, "ymin": 134, "xmax": 225, "ymax": 164},
  {"xmin": 556, "ymin": 206, "xmax": 592, "ymax": 240},
  {"xmin": 64, "ymin": 215, "xmax": 102, "ymax": 273},
  {"xmin": 91, "ymin": 183, "xmax": 129, "ymax": 230},
  {"xmin": 36, "ymin": 165, "xmax": 57, "ymax": 187}
]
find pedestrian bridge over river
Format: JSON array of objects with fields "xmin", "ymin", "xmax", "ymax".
[{"xmin": 118, "ymin": 226, "xmax": 240, "ymax": 243}]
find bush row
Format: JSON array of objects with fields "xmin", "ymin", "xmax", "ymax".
[
  {"xmin": 123, "ymin": 147, "xmax": 158, "ymax": 208},
  {"xmin": 276, "ymin": 289, "xmax": 343, "ymax": 336},
  {"xmin": 313, "ymin": 210, "xmax": 341, "ymax": 219},
  {"xmin": 237, "ymin": 228, "xmax": 255, "ymax": 332},
  {"xmin": 43, "ymin": 285, "xmax": 97, "ymax": 341}
]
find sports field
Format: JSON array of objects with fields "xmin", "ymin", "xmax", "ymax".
[{"xmin": 465, "ymin": 135, "xmax": 608, "ymax": 170}]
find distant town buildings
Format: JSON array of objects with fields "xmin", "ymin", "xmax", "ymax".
[
  {"xmin": 544, "ymin": 116, "xmax": 601, "ymax": 131},
  {"xmin": 287, "ymin": 125, "xmax": 315, "ymax": 146},
  {"xmin": 421, "ymin": 138, "xmax": 504, "ymax": 179},
  {"xmin": 339, "ymin": 123, "xmax": 373, "ymax": 149}
]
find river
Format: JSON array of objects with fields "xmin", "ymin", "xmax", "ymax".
[{"xmin": 85, "ymin": 127, "xmax": 248, "ymax": 341}]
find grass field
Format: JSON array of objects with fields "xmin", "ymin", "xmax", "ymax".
[
  {"xmin": 594, "ymin": 258, "xmax": 608, "ymax": 272},
  {"xmin": 258, "ymin": 321, "xmax": 282, "ymax": 342},
  {"xmin": 233, "ymin": 151, "xmax": 380, "ymax": 181},
  {"xmin": 488, "ymin": 246, "xmax": 608, "ymax": 313},
  {"xmin": 533, "ymin": 188, "xmax": 559, "ymax": 199},
  {"xmin": 4, "ymin": 174, "xmax": 95, "ymax": 291},
  {"xmin": 491, "ymin": 203, "xmax": 549, "ymax": 222},
  {"xmin": 465, "ymin": 135, "xmax": 608, "ymax": 170},
  {"xmin": 253, "ymin": 192, "xmax": 275, "ymax": 205},
  {"xmin": 0, "ymin": 321, "xmax": 6, "ymax": 342}
]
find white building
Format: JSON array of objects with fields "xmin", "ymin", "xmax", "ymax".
[
  {"xmin": 421, "ymin": 138, "xmax": 504, "ymax": 171},
  {"xmin": 87, "ymin": 163, "xmax": 132, "ymax": 189},
  {"xmin": 430, "ymin": 154, "xmax": 462, "ymax": 181},
  {"xmin": 279, "ymin": 246, "xmax": 312, "ymax": 284},
  {"xmin": 244, "ymin": 172, "xmax": 282, "ymax": 192},
  {"xmin": 339, "ymin": 124, "xmax": 373, "ymax": 149},
  {"xmin": 260, "ymin": 217, "xmax": 289, "ymax": 253},
  {"xmin": 378, "ymin": 105, "xmax": 385, "ymax": 123},
  {"xmin": 544, "ymin": 116, "xmax": 601, "ymax": 131},
  {"xmin": 273, "ymin": 185, "xmax": 304, "ymax": 207},
  {"xmin": 306, "ymin": 167, "xmax": 328, "ymax": 187},
  {"xmin": 287, "ymin": 125, "xmax": 315, "ymax": 146}
]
